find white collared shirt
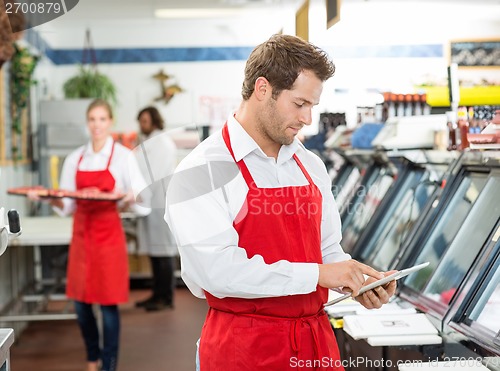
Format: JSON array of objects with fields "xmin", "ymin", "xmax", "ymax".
[
  {"xmin": 165, "ymin": 115, "xmax": 350, "ymax": 299},
  {"xmin": 55, "ymin": 136, "xmax": 149, "ymax": 217}
]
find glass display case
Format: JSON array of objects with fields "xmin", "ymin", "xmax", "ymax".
[
  {"xmin": 332, "ymin": 150, "xmax": 374, "ymax": 216},
  {"xmin": 331, "ymin": 162, "xmax": 359, "ymax": 214},
  {"xmin": 351, "ymin": 150, "xmax": 459, "ymax": 270},
  {"xmin": 421, "ymin": 176, "xmax": 499, "ymax": 301},
  {"xmin": 339, "ymin": 153, "xmax": 404, "ymax": 253},
  {"xmin": 327, "ymin": 151, "xmax": 499, "ymax": 371},
  {"xmin": 443, "ymin": 227, "xmax": 500, "ymax": 357},
  {"xmin": 467, "ymin": 270, "xmax": 500, "ymax": 341},
  {"xmin": 354, "ymin": 161, "xmax": 450, "ymax": 271},
  {"xmin": 397, "ymin": 152, "xmax": 500, "ymax": 320},
  {"xmin": 327, "ymin": 150, "xmax": 346, "ymax": 184}
]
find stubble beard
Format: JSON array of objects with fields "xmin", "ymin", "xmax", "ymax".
[{"xmin": 256, "ymin": 98, "xmax": 294, "ymax": 146}]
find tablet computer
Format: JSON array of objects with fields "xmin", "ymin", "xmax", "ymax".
[{"xmin": 324, "ymin": 261, "xmax": 430, "ymax": 307}]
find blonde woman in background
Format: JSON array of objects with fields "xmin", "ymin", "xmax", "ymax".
[{"xmin": 31, "ymin": 99, "xmax": 149, "ymax": 371}]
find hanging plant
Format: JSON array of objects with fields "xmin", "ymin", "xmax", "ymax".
[
  {"xmin": 9, "ymin": 42, "xmax": 39, "ymax": 159},
  {"xmin": 62, "ymin": 29, "xmax": 118, "ymax": 106},
  {"xmin": 62, "ymin": 64, "xmax": 117, "ymax": 105}
]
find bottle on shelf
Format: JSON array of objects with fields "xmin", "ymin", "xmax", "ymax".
[
  {"xmin": 396, "ymin": 94, "xmax": 405, "ymax": 116},
  {"xmin": 374, "ymin": 102, "xmax": 384, "ymax": 123},
  {"xmin": 404, "ymin": 94, "xmax": 413, "ymax": 116},
  {"xmin": 413, "ymin": 93, "xmax": 423, "ymax": 116},
  {"xmin": 457, "ymin": 106, "xmax": 469, "ymax": 150},
  {"xmin": 446, "ymin": 110, "xmax": 458, "ymax": 151},
  {"xmin": 382, "ymin": 92, "xmax": 391, "ymax": 122},
  {"xmin": 388, "ymin": 93, "xmax": 397, "ymax": 119},
  {"xmin": 421, "ymin": 94, "xmax": 431, "ymax": 115}
]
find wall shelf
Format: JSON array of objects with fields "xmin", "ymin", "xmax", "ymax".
[{"xmin": 415, "ymin": 86, "xmax": 500, "ymax": 107}]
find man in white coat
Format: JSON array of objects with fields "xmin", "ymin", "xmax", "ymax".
[{"xmin": 135, "ymin": 106, "xmax": 178, "ymax": 311}]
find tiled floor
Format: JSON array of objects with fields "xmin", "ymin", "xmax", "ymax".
[{"xmin": 9, "ymin": 288, "xmax": 208, "ymax": 371}]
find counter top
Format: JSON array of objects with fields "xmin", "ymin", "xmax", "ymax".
[
  {"xmin": 0, "ymin": 328, "xmax": 14, "ymax": 367},
  {"xmin": 9, "ymin": 214, "xmax": 137, "ymax": 247},
  {"xmin": 10, "ymin": 216, "xmax": 72, "ymax": 246}
]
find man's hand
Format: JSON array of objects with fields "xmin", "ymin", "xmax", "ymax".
[
  {"xmin": 318, "ymin": 259, "xmax": 384, "ymax": 297},
  {"xmin": 355, "ymin": 271, "xmax": 397, "ymax": 309}
]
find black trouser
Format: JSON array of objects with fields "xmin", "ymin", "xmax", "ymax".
[{"xmin": 150, "ymin": 256, "xmax": 176, "ymax": 304}]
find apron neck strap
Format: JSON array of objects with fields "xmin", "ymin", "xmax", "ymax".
[
  {"xmin": 77, "ymin": 141, "xmax": 116, "ymax": 170},
  {"xmin": 222, "ymin": 122, "xmax": 255, "ymax": 186},
  {"xmin": 106, "ymin": 142, "xmax": 115, "ymax": 169},
  {"xmin": 222, "ymin": 122, "xmax": 314, "ymax": 187}
]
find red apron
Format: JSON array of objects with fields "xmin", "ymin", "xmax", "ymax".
[
  {"xmin": 66, "ymin": 142, "xmax": 129, "ymax": 305},
  {"xmin": 198, "ymin": 124, "xmax": 343, "ymax": 370}
]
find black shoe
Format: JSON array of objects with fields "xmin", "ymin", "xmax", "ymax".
[
  {"xmin": 135, "ymin": 296, "xmax": 156, "ymax": 308},
  {"xmin": 144, "ymin": 299, "xmax": 174, "ymax": 312}
]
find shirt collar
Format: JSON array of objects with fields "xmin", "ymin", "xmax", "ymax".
[
  {"xmin": 84, "ymin": 136, "xmax": 114, "ymax": 157},
  {"xmin": 226, "ymin": 115, "xmax": 302, "ymax": 165}
]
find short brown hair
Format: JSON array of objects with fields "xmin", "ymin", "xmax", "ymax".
[
  {"xmin": 137, "ymin": 106, "xmax": 165, "ymax": 130},
  {"xmin": 87, "ymin": 99, "xmax": 114, "ymax": 119},
  {"xmin": 241, "ymin": 34, "xmax": 335, "ymax": 100}
]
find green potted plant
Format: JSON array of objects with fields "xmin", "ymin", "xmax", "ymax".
[
  {"xmin": 63, "ymin": 65, "xmax": 118, "ymax": 105},
  {"xmin": 9, "ymin": 43, "xmax": 39, "ymax": 161}
]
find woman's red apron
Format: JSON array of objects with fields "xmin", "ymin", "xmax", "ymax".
[
  {"xmin": 66, "ymin": 142, "xmax": 129, "ymax": 305},
  {"xmin": 198, "ymin": 124, "xmax": 343, "ymax": 370}
]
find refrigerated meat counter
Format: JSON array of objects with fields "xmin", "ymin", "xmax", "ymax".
[
  {"xmin": 330, "ymin": 149, "xmax": 374, "ymax": 217},
  {"xmin": 327, "ymin": 150, "xmax": 500, "ymax": 370},
  {"xmin": 350, "ymin": 150, "xmax": 459, "ymax": 270},
  {"xmin": 338, "ymin": 150, "xmax": 402, "ymax": 253},
  {"xmin": 334, "ymin": 149, "xmax": 458, "ymax": 257},
  {"xmin": 442, "ymin": 229, "xmax": 500, "ymax": 363}
]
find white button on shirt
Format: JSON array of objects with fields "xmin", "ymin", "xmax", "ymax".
[
  {"xmin": 165, "ymin": 115, "xmax": 350, "ymax": 299},
  {"xmin": 55, "ymin": 136, "xmax": 149, "ymax": 217}
]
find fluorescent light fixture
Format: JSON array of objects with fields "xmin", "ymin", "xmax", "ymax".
[{"xmin": 155, "ymin": 8, "xmax": 246, "ymax": 18}]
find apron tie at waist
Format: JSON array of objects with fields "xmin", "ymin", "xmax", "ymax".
[
  {"xmin": 210, "ymin": 306, "xmax": 325, "ymax": 357},
  {"xmin": 290, "ymin": 319, "xmax": 300, "ymax": 352},
  {"xmin": 290, "ymin": 314, "xmax": 322, "ymax": 361}
]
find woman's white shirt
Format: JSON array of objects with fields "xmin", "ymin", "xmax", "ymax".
[{"xmin": 54, "ymin": 136, "xmax": 150, "ymax": 217}]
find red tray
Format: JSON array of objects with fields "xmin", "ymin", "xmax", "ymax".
[{"xmin": 7, "ymin": 186, "xmax": 126, "ymax": 201}]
